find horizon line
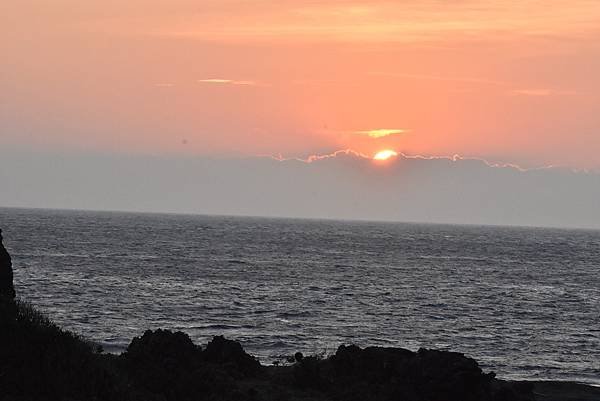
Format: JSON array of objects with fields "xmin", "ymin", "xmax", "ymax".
[{"xmin": 1, "ymin": 205, "xmax": 599, "ymax": 233}]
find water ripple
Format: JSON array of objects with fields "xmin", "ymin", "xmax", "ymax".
[{"xmin": 1, "ymin": 207, "xmax": 599, "ymax": 385}]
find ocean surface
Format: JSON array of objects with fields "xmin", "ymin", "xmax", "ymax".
[{"xmin": 1, "ymin": 208, "xmax": 599, "ymax": 385}]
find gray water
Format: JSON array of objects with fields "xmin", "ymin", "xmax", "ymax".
[{"xmin": 1, "ymin": 207, "xmax": 599, "ymax": 385}]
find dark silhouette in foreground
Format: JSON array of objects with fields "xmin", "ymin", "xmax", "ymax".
[
  {"xmin": 0, "ymin": 230, "xmax": 598, "ymax": 401},
  {"xmin": 0, "ymin": 229, "xmax": 15, "ymax": 300},
  {"xmin": 2, "ymin": 304, "xmax": 599, "ymax": 401}
]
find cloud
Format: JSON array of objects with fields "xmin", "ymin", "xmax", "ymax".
[
  {"xmin": 510, "ymin": 89, "xmax": 576, "ymax": 97},
  {"xmin": 3, "ymin": 149, "xmax": 599, "ymax": 229},
  {"xmin": 132, "ymin": 1, "xmax": 600, "ymax": 44},
  {"xmin": 356, "ymin": 129, "xmax": 407, "ymax": 138},
  {"xmin": 269, "ymin": 149, "xmax": 532, "ymax": 170},
  {"xmin": 370, "ymin": 72, "xmax": 508, "ymax": 87},
  {"xmin": 267, "ymin": 149, "xmax": 369, "ymax": 163},
  {"xmin": 197, "ymin": 79, "xmax": 258, "ymax": 86}
]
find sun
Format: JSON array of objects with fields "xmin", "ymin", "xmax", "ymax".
[{"xmin": 373, "ymin": 149, "xmax": 398, "ymax": 161}]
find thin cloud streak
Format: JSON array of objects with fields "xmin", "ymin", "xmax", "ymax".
[
  {"xmin": 370, "ymin": 72, "xmax": 509, "ymax": 86},
  {"xmin": 356, "ymin": 129, "xmax": 408, "ymax": 138},
  {"xmin": 373, "ymin": 73, "xmax": 579, "ymax": 98},
  {"xmin": 130, "ymin": 0, "xmax": 600, "ymax": 43},
  {"xmin": 198, "ymin": 79, "xmax": 259, "ymax": 86},
  {"xmin": 510, "ymin": 89, "xmax": 578, "ymax": 96}
]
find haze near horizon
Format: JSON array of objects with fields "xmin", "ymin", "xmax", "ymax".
[
  {"xmin": 1, "ymin": 150, "xmax": 599, "ymax": 230},
  {"xmin": 2, "ymin": 0, "xmax": 599, "ymax": 227}
]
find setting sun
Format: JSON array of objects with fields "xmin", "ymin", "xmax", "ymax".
[{"xmin": 373, "ymin": 150, "xmax": 398, "ymax": 160}]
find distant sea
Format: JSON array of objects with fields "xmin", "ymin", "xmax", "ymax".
[{"xmin": 2, "ymin": 207, "xmax": 599, "ymax": 385}]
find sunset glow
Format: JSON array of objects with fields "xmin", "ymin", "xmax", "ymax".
[
  {"xmin": 373, "ymin": 150, "xmax": 398, "ymax": 161},
  {"xmin": 2, "ymin": 1, "xmax": 600, "ymax": 168},
  {"xmin": 4, "ymin": 3, "xmax": 600, "ymax": 397}
]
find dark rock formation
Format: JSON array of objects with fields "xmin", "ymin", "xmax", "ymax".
[
  {"xmin": 124, "ymin": 328, "xmax": 202, "ymax": 368},
  {"xmin": 121, "ymin": 330, "xmax": 261, "ymax": 401},
  {"xmin": 0, "ymin": 312, "xmax": 584, "ymax": 401},
  {"xmin": 203, "ymin": 335, "xmax": 262, "ymax": 377},
  {"xmin": 0, "ymin": 228, "xmax": 16, "ymax": 300},
  {"xmin": 293, "ymin": 344, "xmax": 534, "ymax": 401},
  {"xmin": 122, "ymin": 329, "xmax": 213, "ymax": 401}
]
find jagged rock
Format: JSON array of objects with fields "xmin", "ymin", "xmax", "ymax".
[
  {"xmin": 0, "ymin": 229, "xmax": 16, "ymax": 300},
  {"xmin": 122, "ymin": 329, "xmax": 211, "ymax": 400},
  {"xmin": 203, "ymin": 335, "xmax": 262, "ymax": 377},
  {"xmin": 122, "ymin": 331, "xmax": 261, "ymax": 400},
  {"xmin": 293, "ymin": 344, "xmax": 532, "ymax": 401},
  {"xmin": 124, "ymin": 329, "xmax": 201, "ymax": 367},
  {"xmin": 332, "ymin": 344, "xmax": 414, "ymax": 381},
  {"xmin": 409, "ymin": 348, "xmax": 494, "ymax": 401}
]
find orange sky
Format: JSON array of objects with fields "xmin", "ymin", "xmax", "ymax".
[{"xmin": 2, "ymin": 0, "xmax": 600, "ymax": 168}]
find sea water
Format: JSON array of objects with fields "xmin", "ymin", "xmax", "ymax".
[{"xmin": 1, "ymin": 207, "xmax": 599, "ymax": 385}]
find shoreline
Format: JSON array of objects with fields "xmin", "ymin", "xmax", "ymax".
[
  {"xmin": 2, "ymin": 300, "xmax": 599, "ymax": 401},
  {"xmin": 97, "ymin": 341, "xmax": 600, "ymax": 389},
  {"xmin": 5, "ymin": 209, "xmax": 599, "ymax": 390}
]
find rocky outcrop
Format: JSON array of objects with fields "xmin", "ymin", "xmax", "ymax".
[
  {"xmin": 124, "ymin": 329, "xmax": 202, "ymax": 368},
  {"xmin": 120, "ymin": 330, "xmax": 531, "ymax": 401},
  {"xmin": 292, "ymin": 344, "xmax": 533, "ymax": 401},
  {"xmin": 120, "ymin": 330, "xmax": 533, "ymax": 401},
  {"xmin": 121, "ymin": 330, "xmax": 262, "ymax": 401},
  {"xmin": 203, "ymin": 335, "xmax": 262, "ymax": 377},
  {"xmin": 0, "ymin": 311, "xmax": 582, "ymax": 401},
  {"xmin": 0, "ymin": 228, "xmax": 15, "ymax": 300}
]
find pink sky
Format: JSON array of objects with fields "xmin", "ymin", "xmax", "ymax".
[{"xmin": 2, "ymin": 0, "xmax": 600, "ymax": 168}]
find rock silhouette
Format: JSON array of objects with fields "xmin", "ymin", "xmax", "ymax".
[
  {"xmin": 203, "ymin": 335, "xmax": 262, "ymax": 377},
  {"xmin": 119, "ymin": 329, "xmax": 534, "ymax": 401},
  {"xmin": 0, "ymin": 228, "xmax": 15, "ymax": 300},
  {"xmin": 3, "ymin": 306, "xmax": 599, "ymax": 400},
  {"xmin": 292, "ymin": 344, "xmax": 530, "ymax": 401},
  {"xmin": 122, "ymin": 330, "xmax": 262, "ymax": 400}
]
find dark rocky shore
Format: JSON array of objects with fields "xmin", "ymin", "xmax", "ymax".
[
  {"xmin": 1, "ymin": 232, "xmax": 599, "ymax": 401},
  {"xmin": 0, "ymin": 300, "xmax": 598, "ymax": 401}
]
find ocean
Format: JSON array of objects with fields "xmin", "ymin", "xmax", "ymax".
[{"xmin": 1, "ymin": 207, "xmax": 599, "ymax": 385}]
